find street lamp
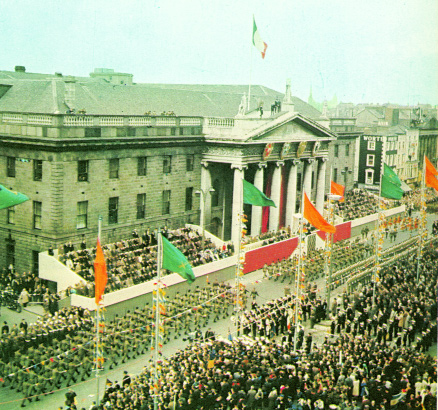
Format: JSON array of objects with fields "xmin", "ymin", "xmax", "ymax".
[{"xmin": 195, "ymin": 187, "xmax": 215, "ymax": 249}]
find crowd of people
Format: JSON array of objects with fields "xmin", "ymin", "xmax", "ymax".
[
  {"xmin": 241, "ymin": 229, "xmax": 291, "ymax": 247},
  {"xmin": 0, "ymin": 267, "xmax": 60, "ymax": 314},
  {"xmin": 0, "ymin": 237, "xmax": 434, "ymax": 408},
  {"xmin": 261, "ymin": 238, "xmax": 374, "ymax": 285},
  {"xmin": 97, "ymin": 242, "xmax": 437, "ymax": 410},
  {"xmin": 0, "ymin": 306, "xmax": 94, "ymax": 407},
  {"xmin": 335, "ymin": 189, "xmax": 382, "ymax": 221},
  {"xmin": 58, "ymin": 227, "xmax": 233, "ymax": 295},
  {"xmin": 0, "ymin": 190, "xmax": 435, "ymax": 409}
]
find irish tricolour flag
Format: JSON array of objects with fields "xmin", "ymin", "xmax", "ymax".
[{"xmin": 252, "ymin": 17, "xmax": 267, "ymax": 59}]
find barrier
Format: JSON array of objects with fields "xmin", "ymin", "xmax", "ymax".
[{"xmin": 243, "ymin": 237, "xmax": 299, "ymax": 274}]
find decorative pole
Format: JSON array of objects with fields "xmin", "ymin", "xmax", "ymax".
[
  {"xmin": 417, "ymin": 157, "xmax": 427, "ymax": 282},
  {"xmin": 325, "ymin": 194, "xmax": 341, "ymax": 313},
  {"xmin": 235, "ymin": 213, "xmax": 246, "ymax": 336},
  {"xmin": 373, "ymin": 154, "xmax": 385, "ymax": 304},
  {"xmin": 95, "ymin": 215, "xmax": 103, "ymax": 407},
  {"xmin": 152, "ymin": 229, "xmax": 162, "ymax": 410},
  {"xmin": 294, "ymin": 192, "xmax": 305, "ymax": 352}
]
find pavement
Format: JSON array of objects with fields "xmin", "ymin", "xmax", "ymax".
[{"xmin": 0, "ymin": 212, "xmax": 436, "ymax": 410}]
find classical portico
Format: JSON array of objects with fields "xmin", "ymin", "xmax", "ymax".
[{"xmin": 200, "ymin": 112, "xmax": 337, "ymax": 245}]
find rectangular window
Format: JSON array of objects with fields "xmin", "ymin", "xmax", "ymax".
[
  {"xmin": 366, "ymin": 154, "xmax": 375, "ymax": 167},
  {"xmin": 33, "ymin": 160, "xmax": 43, "ymax": 181},
  {"xmin": 333, "ymin": 168, "xmax": 338, "ymax": 183},
  {"xmin": 334, "ymin": 145, "xmax": 339, "ymax": 158},
  {"xmin": 78, "ymin": 160, "xmax": 89, "ymax": 182},
  {"xmin": 127, "ymin": 127, "xmax": 136, "ymax": 137},
  {"xmin": 365, "ymin": 169, "xmax": 374, "ymax": 185},
  {"xmin": 32, "ymin": 250, "xmax": 39, "ymax": 275},
  {"xmin": 186, "ymin": 155, "xmax": 194, "ymax": 172},
  {"xmin": 109, "ymin": 197, "xmax": 119, "ymax": 224},
  {"xmin": 77, "ymin": 201, "xmax": 88, "ymax": 229},
  {"xmin": 185, "ymin": 187, "xmax": 193, "ymax": 211},
  {"xmin": 170, "ymin": 127, "xmax": 176, "ymax": 136},
  {"xmin": 367, "ymin": 140, "xmax": 376, "ymax": 150},
  {"xmin": 137, "ymin": 157, "xmax": 147, "ymax": 176},
  {"xmin": 157, "ymin": 128, "xmax": 167, "ymax": 136},
  {"xmin": 297, "ymin": 173, "xmax": 302, "ymax": 190},
  {"xmin": 7, "ymin": 157, "xmax": 15, "ymax": 177},
  {"xmin": 163, "ymin": 156, "xmax": 172, "ymax": 174},
  {"xmin": 137, "ymin": 193, "xmax": 146, "ymax": 219},
  {"xmin": 109, "ymin": 158, "xmax": 119, "ymax": 179},
  {"xmin": 162, "ymin": 190, "xmax": 171, "ymax": 215},
  {"xmin": 32, "ymin": 251, "xmax": 40, "ymax": 276},
  {"xmin": 345, "ymin": 144, "xmax": 350, "ymax": 157},
  {"xmin": 344, "ymin": 167, "xmax": 348, "ymax": 184},
  {"xmin": 7, "ymin": 207, "xmax": 14, "ymax": 224},
  {"xmin": 179, "ymin": 127, "xmax": 184, "ymax": 136},
  {"xmin": 33, "ymin": 201, "xmax": 42, "ymax": 229}
]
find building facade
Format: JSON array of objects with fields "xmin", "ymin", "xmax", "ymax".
[{"xmin": 0, "ymin": 67, "xmax": 337, "ymax": 272}]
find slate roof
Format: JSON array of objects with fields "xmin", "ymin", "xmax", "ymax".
[{"xmin": 0, "ymin": 70, "xmax": 322, "ymax": 119}]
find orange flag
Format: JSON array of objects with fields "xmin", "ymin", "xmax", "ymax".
[
  {"xmin": 425, "ymin": 156, "xmax": 438, "ymax": 176},
  {"xmin": 425, "ymin": 156, "xmax": 438, "ymax": 191},
  {"xmin": 303, "ymin": 192, "xmax": 336, "ymax": 234},
  {"xmin": 94, "ymin": 238, "xmax": 107, "ymax": 305},
  {"xmin": 330, "ymin": 180, "xmax": 345, "ymax": 202}
]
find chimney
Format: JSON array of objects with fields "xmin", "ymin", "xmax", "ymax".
[
  {"xmin": 64, "ymin": 76, "xmax": 76, "ymax": 110},
  {"xmin": 14, "ymin": 66, "xmax": 26, "ymax": 73},
  {"xmin": 282, "ymin": 79, "xmax": 295, "ymax": 112}
]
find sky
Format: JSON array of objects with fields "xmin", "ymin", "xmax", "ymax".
[{"xmin": 1, "ymin": 0, "xmax": 437, "ymax": 106}]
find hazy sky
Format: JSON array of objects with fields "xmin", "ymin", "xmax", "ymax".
[{"xmin": 1, "ymin": 0, "xmax": 437, "ymax": 105}]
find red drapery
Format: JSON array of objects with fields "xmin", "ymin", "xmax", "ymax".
[
  {"xmin": 316, "ymin": 221, "xmax": 352, "ymax": 243},
  {"xmin": 261, "ymin": 167, "xmax": 272, "ymax": 233},
  {"xmin": 243, "ymin": 237, "xmax": 299, "ymax": 273},
  {"xmin": 279, "ymin": 166, "xmax": 287, "ymax": 228}
]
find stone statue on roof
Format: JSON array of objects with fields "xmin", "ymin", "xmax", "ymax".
[{"xmin": 238, "ymin": 93, "xmax": 247, "ymax": 116}]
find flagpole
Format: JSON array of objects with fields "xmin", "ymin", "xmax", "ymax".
[
  {"xmin": 417, "ymin": 157, "xmax": 426, "ymax": 282},
  {"xmin": 235, "ymin": 212, "xmax": 244, "ymax": 337},
  {"xmin": 373, "ymin": 155, "xmax": 385, "ymax": 305},
  {"xmin": 154, "ymin": 229, "xmax": 162, "ymax": 410},
  {"xmin": 325, "ymin": 167, "xmax": 333, "ymax": 313},
  {"xmin": 248, "ymin": 15, "xmax": 253, "ymax": 112},
  {"xmin": 95, "ymin": 215, "xmax": 102, "ymax": 407}
]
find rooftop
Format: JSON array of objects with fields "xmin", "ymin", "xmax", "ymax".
[{"xmin": 0, "ymin": 68, "xmax": 322, "ymax": 119}]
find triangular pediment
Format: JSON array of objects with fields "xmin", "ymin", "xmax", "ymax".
[{"xmin": 245, "ymin": 112, "xmax": 336, "ymax": 144}]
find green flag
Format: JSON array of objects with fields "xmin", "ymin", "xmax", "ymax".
[
  {"xmin": 381, "ymin": 164, "xmax": 404, "ymax": 200},
  {"xmin": 243, "ymin": 179, "xmax": 276, "ymax": 207},
  {"xmin": 0, "ymin": 184, "xmax": 29, "ymax": 210},
  {"xmin": 161, "ymin": 234, "xmax": 196, "ymax": 284}
]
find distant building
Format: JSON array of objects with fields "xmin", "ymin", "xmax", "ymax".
[{"xmin": 327, "ymin": 117, "xmax": 361, "ymax": 192}]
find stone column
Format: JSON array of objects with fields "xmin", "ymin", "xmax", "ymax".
[
  {"xmin": 231, "ymin": 164, "xmax": 246, "ymax": 247},
  {"xmin": 285, "ymin": 159, "xmax": 300, "ymax": 229},
  {"xmin": 268, "ymin": 161, "xmax": 284, "ymax": 232},
  {"xmin": 251, "ymin": 163, "xmax": 266, "ymax": 236},
  {"xmin": 303, "ymin": 158, "xmax": 314, "ymax": 198},
  {"xmin": 315, "ymin": 157, "xmax": 328, "ymax": 214},
  {"xmin": 200, "ymin": 161, "xmax": 212, "ymax": 229}
]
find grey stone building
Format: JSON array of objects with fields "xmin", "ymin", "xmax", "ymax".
[{"xmin": 0, "ymin": 67, "xmax": 336, "ymax": 272}]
